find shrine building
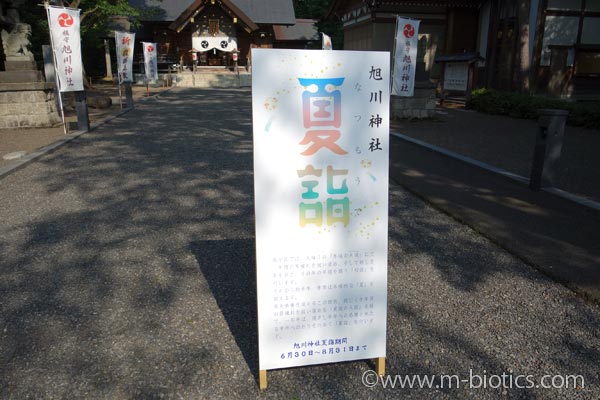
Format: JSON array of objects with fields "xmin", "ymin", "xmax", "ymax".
[
  {"xmin": 128, "ymin": 0, "xmax": 316, "ymax": 70},
  {"xmin": 326, "ymin": 0, "xmax": 600, "ymax": 100}
]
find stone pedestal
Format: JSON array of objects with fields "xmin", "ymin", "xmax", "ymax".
[
  {"xmin": 391, "ymin": 81, "xmax": 437, "ymax": 120},
  {"xmin": 0, "ymin": 82, "xmax": 62, "ymax": 128},
  {"xmin": 0, "ymin": 23, "xmax": 62, "ymax": 128}
]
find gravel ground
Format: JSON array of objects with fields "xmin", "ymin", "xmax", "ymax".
[
  {"xmin": 0, "ymin": 84, "xmax": 171, "ymax": 167},
  {"xmin": 0, "ymin": 88, "xmax": 598, "ymax": 399}
]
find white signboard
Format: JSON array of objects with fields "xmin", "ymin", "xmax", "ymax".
[
  {"xmin": 47, "ymin": 6, "xmax": 84, "ymax": 92},
  {"xmin": 142, "ymin": 42, "xmax": 158, "ymax": 82},
  {"xmin": 115, "ymin": 31, "xmax": 135, "ymax": 83},
  {"xmin": 252, "ymin": 49, "xmax": 389, "ymax": 371},
  {"xmin": 392, "ymin": 17, "xmax": 420, "ymax": 97},
  {"xmin": 443, "ymin": 62, "xmax": 469, "ymax": 92}
]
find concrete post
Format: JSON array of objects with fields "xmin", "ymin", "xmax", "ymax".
[
  {"xmin": 124, "ymin": 82, "xmax": 134, "ymax": 109},
  {"xmin": 75, "ymin": 91, "xmax": 90, "ymax": 132},
  {"xmin": 529, "ymin": 109, "xmax": 568, "ymax": 191},
  {"xmin": 104, "ymin": 39, "xmax": 113, "ymax": 81}
]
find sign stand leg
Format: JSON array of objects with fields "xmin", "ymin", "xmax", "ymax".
[
  {"xmin": 259, "ymin": 370, "xmax": 268, "ymax": 390},
  {"xmin": 57, "ymin": 90, "xmax": 67, "ymax": 135},
  {"xmin": 376, "ymin": 357, "xmax": 385, "ymax": 376},
  {"xmin": 75, "ymin": 90, "xmax": 90, "ymax": 132}
]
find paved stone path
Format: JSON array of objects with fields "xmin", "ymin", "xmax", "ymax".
[
  {"xmin": 392, "ymin": 109, "xmax": 600, "ymax": 203},
  {"xmin": 0, "ymin": 88, "xmax": 598, "ymax": 399}
]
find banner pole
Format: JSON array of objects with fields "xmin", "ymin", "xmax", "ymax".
[
  {"xmin": 391, "ymin": 16, "xmax": 400, "ymax": 95},
  {"xmin": 44, "ymin": 3, "xmax": 67, "ymax": 134},
  {"xmin": 46, "ymin": 4, "xmax": 80, "ymax": 11},
  {"xmin": 118, "ymin": 76, "xmax": 123, "ymax": 109},
  {"xmin": 115, "ymin": 32, "xmax": 123, "ymax": 109},
  {"xmin": 57, "ymin": 85, "xmax": 67, "ymax": 134}
]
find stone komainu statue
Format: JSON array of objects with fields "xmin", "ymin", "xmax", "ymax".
[{"xmin": 0, "ymin": 0, "xmax": 34, "ymax": 63}]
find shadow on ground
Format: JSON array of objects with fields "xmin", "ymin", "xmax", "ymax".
[
  {"xmin": 190, "ymin": 239, "xmax": 258, "ymax": 381},
  {"xmin": 0, "ymin": 88, "xmax": 598, "ymax": 399},
  {"xmin": 389, "ymin": 138, "xmax": 600, "ymax": 301}
]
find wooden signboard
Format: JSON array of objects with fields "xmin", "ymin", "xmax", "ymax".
[{"xmin": 443, "ymin": 62, "xmax": 469, "ymax": 92}]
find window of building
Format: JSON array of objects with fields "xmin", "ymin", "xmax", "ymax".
[
  {"xmin": 581, "ymin": 17, "xmax": 600, "ymax": 44},
  {"xmin": 543, "ymin": 15, "xmax": 580, "ymax": 45},
  {"xmin": 547, "ymin": 0, "xmax": 582, "ymax": 10},
  {"xmin": 541, "ymin": 15, "xmax": 579, "ymax": 65},
  {"xmin": 585, "ymin": 0, "xmax": 600, "ymax": 11},
  {"xmin": 576, "ymin": 51, "xmax": 600, "ymax": 74}
]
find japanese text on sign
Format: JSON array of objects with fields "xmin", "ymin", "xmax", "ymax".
[
  {"xmin": 392, "ymin": 17, "xmax": 420, "ymax": 97},
  {"xmin": 47, "ymin": 6, "xmax": 84, "ymax": 92},
  {"xmin": 253, "ymin": 49, "xmax": 389, "ymax": 371},
  {"xmin": 115, "ymin": 32, "xmax": 135, "ymax": 83},
  {"xmin": 142, "ymin": 42, "xmax": 158, "ymax": 82}
]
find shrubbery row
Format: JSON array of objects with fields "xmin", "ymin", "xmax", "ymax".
[{"xmin": 467, "ymin": 89, "xmax": 600, "ymax": 130}]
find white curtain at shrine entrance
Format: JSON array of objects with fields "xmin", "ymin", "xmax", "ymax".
[{"xmin": 192, "ymin": 36, "xmax": 237, "ymax": 52}]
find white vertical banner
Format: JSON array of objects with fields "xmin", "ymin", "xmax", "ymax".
[
  {"xmin": 252, "ymin": 48, "xmax": 389, "ymax": 371},
  {"xmin": 392, "ymin": 17, "xmax": 420, "ymax": 97},
  {"xmin": 322, "ymin": 33, "xmax": 332, "ymax": 50},
  {"xmin": 142, "ymin": 42, "xmax": 158, "ymax": 82},
  {"xmin": 47, "ymin": 6, "xmax": 84, "ymax": 92},
  {"xmin": 115, "ymin": 32, "xmax": 135, "ymax": 83}
]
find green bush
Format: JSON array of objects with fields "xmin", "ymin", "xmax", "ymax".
[{"xmin": 467, "ymin": 89, "xmax": 600, "ymax": 129}]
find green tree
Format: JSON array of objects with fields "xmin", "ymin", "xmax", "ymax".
[
  {"xmin": 14, "ymin": 1, "xmax": 159, "ymax": 77},
  {"xmin": 51, "ymin": 1, "xmax": 161, "ymax": 77},
  {"xmin": 293, "ymin": 0, "xmax": 330, "ymax": 19},
  {"xmin": 52, "ymin": 0, "xmax": 150, "ymax": 30},
  {"xmin": 293, "ymin": 0, "xmax": 342, "ymax": 49}
]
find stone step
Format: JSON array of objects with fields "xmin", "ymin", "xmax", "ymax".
[
  {"xmin": 130, "ymin": 72, "xmax": 251, "ymax": 88},
  {"xmin": 173, "ymin": 73, "xmax": 251, "ymax": 88}
]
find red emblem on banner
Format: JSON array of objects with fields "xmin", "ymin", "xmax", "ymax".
[
  {"xmin": 147, "ymin": 44, "xmax": 154, "ymax": 52},
  {"xmin": 57, "ymin": 13, "xmax": 74, "ymax": 27},
  {"xmin": 403, "ymin": 23, "xmax": 415, "ymax": 38}
]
